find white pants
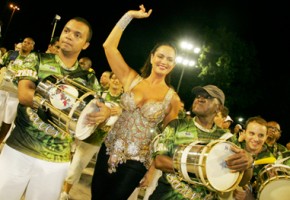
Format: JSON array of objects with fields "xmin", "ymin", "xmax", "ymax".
[
  {"xmin": 65, "ymin": 140, "xmax": 100, "ymax": 184},
  {"xmin": 0, "ymin": 90, "xmax": 19, "ymax": 124},
  {"xmin": 0, "ymin": 145, "xmax": 70, "ymax": 200}
]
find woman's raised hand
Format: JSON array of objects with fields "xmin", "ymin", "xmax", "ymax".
[{"xmin": 128, "ymin": 4, "xmax": 152, "ymax": 19}]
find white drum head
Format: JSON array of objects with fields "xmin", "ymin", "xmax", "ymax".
[
  {"xmin": 104, "ymin": 102, "xmax": 119, "ymax": 126},
  {"xmin": 259, "ymin": 179, "xmax": 290, "ymax": 200},
  {"xmin": 75, "ymin": 99, "xmax": 99, "ymax": 140},
  {"xmin": 205, "ymin": 142, "xmax": 240, "ymax": 191},
  {"xmin": 49, "ymin": 84, "xmax": 78, "ymax": 110}
]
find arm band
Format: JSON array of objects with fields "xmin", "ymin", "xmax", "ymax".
[{"xmin": 116, "ymin": 13, "xmax": 133, "ymax": 31}]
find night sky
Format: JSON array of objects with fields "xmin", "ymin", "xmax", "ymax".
[{"xmin": 1, "ymin": 0, "xmax": 290, "ymax": 144}]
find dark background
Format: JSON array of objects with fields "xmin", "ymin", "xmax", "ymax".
[{"xmin": 1, "ymin": 0, "xmax": 290, "ymax": 145}]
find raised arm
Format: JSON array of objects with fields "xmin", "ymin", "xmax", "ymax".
[{"xmin": 103, "ymin": 4, "xmax": 152, "ymax": 91}]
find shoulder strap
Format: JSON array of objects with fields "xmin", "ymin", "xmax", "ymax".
[
  {"xmin": 68, "ymin": 70, "xmax": 90, "ymax": 79},
  {"xmin": 219, "ymin": 132, "xmax": 234, "ymax": 140},
  {"xmin": 8, "ymin": 51, "xmax": 19, "ymax": 61},
  {"xmin": 128, "ymin": 75, "xmax": 143, "ymax": 91},
  {"xmin": 0, "ymin": 50, "xmax": 19, "ymax": 67},
  {"xmin": 163, "ymin": 88, "xmax": 175, "ymax": 110}
]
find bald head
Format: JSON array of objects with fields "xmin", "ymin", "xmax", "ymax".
[{"xmin": 266, "ymin": 121, "xmax": 281, "ymax": 146}]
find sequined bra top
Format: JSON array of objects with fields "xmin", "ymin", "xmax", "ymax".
[{"xmin": 105, "ymin": 75, "xmax": 174, "ymax": 170}]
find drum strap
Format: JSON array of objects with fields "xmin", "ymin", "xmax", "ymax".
[
  {"xmin": 8, "ymin": 51, "xmax": 19, "ymax": 62},
  {"xmin": 67, "ymin": 70, "xmax": 90, "ymax": 78},
  {"xmin": 0, "ymin": 50, "xmax": 19, "ymax": 67},
  {"xmin": 219, "ymin": 132, "xmax": 233, "ymax": 140}
]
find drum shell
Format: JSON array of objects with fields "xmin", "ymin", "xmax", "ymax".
[
  {"xmin": 33, "ymin": 75, "xmax": 100, "ymax": 139},
  {"xmin": 173, "ymin": 140, "xmax": 243, "ymax": 192},
  {"xmin": 257, "ymin": 163, "xmax": 290, "ymax": 200},
  {"xmin": 36, "ymin": 81, "xmax": 54, "ymax": 99},
  {"xmin": 173, "ymin": 142, "xmax": 205, "ymax": 182}
]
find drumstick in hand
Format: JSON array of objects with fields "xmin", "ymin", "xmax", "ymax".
[{"xmin": 254, "ymin": 157, "xmax": 276, "ymax": 165}]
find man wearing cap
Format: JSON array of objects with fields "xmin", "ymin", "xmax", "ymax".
[
  {"xmin": 149, "ymin": 85, "xmax": 254, "ymax": 200},
  {"xmin": 233, "ymin": 123, "xmax": 245, "ymax": 142},
  {"xmin": 224, "ymin": 115, "xmax": 233, "ymax": 127}
]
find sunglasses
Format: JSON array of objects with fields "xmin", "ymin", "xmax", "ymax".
[
  {"xmin": 195, "ymin": 94, "xmax": 213, "ymax": 100},
  {"xmin": 268, "ymin": 126, "xmax": 281, "ymax": 132}
]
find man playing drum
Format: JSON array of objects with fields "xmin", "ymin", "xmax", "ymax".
[
  {"xmin": 149, "ymin": 85, "xmax": 254, "ymax": 200},
  {"xmin": 238, "ymin": 117, "xmax": 290, "ymax": 200},
  {"xmin": 0, "ymin": 17, "xmax": 111, "ymax": 200}
]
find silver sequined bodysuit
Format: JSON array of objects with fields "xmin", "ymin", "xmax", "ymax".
[{"xmin": 105, "ymin": 75, "xmax": 174, "ymax": 173}]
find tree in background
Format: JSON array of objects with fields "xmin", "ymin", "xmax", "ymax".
[{"xmin": 194, "ymin": 27, "xmax": 261, "ymax": 117}]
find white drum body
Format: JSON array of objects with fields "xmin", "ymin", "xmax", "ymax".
[
  {"xmin": 34, "ymin": 75, "xmax": 100, "ymax": 140},
  {"xmin": 257, "ymin": 162, "xmax": 290, "ymax": 200},
  {"xmin": 173, "ymin": 140, "xmax": 243, "ymax": 192}
]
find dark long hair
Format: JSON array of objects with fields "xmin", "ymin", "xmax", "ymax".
[{"xmin": 140, "ymin": 42, "xmax": 177, "ymax": 86}]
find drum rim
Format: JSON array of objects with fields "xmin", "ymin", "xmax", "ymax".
[
  {"xmin": 74, "ymin": 98, "xmax": 99, "ymax": 140},
  {"xmin": 173, "ymin": 140, "xmax": 244, "ymax": 192}
]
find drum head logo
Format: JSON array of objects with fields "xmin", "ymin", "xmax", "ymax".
[{"xmin": 49, "ymin": 84, "xmax": 79, "ymax": 109}]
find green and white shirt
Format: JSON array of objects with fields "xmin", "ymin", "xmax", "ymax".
[
  {"xmin": 6, "ymin": 53, "xmax": 99, "ymax": 163},
  {"xmin": 151, "ymin": 117, "xmax": 229, "ymax": 200}
]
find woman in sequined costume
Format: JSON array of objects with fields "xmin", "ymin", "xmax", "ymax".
[{"xmin": 91, "ymin": 5, "xmax": 182, "ymax": 200}]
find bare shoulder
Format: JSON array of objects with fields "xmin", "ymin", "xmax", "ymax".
[
  {"xmin": 163, "ymin": 92, "xmax": 181, "ymax": 123},
  {"xmin": 122, "ymin": 72, "xmax": 140, "ymax": 91},
  {"xmin": 171, "ymin": 91, "xmax": 181, "ymax": 104}
]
